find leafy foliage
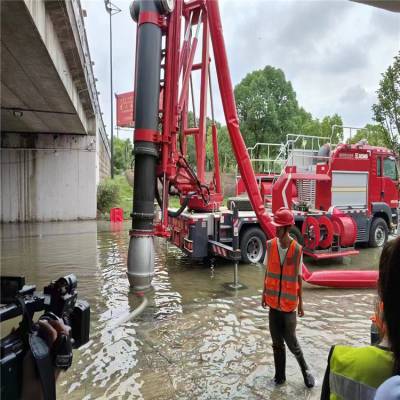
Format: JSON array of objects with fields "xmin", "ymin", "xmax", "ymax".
[
  {"xmin": 113, "ymin": 137, "xmax": 133, "ymax": 174},
  {"xmin": 348, "ymin": 124, "xmax": 391, "ymax": 147},
  {"xmin": 184, "ymin": 113, "xmax": 238, "ymax": 172},
  {"xmin": 97, "ymin": 178, "xmax": 120, "ymax": 213},
  {"xmin": 234, "ymin": 66, "xmax": 300, "ymax": 158},
  {"xmin": 206, "ymin": 125, "xmax": 237, "ymax": 172},
  {"xmin": 293, "ymin": 112, "xmax": 344, "ymax": 148},
  {"xmin": 183, "ymin": 65, "xmax": 346, "ymax": 173},
  {"xmin": 372, "ymin": 52, "xmax": 400, "ymax": 152},
  {"xmin": 319, "ymin": 114, "xmax": 344, "ymax": 143},
  {"xmin": 234, "ymin": 66, "xmax": 343, "ymax": 157}
]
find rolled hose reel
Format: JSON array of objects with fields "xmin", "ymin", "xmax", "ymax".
[
  {"xmin": 302, "ymin": 216, "xmax": 320, "ymax": 250},
  {"xmin": 331, "ymin": 214, "xmax": 357, "ymax": 247},
  {"xmin": 318, "ymin": 215, "xmax": 334, "ymax": 249},
  {"xmin": 302, "ymin": 214, "xmax": 357, "ymax": 250}
]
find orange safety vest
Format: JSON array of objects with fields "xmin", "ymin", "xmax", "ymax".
[
  {"xmin": 263, "ymin": 238, "xmax": 302, "ymax": 312},
  {"xmin": 371, "ymin": 301, "xmax": 386, "ymax": 337}
]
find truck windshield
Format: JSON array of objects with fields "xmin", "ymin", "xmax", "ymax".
[{"xmin": 384, "ymin": 157, "xmax": 398, "ymax": 180}]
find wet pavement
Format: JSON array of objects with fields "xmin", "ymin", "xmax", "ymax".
[{"xmin": 1, "ymin": 221, "xmax": 385, "ymax": 399}]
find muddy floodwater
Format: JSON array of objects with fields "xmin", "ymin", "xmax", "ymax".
[{"xmin": 1, "ymin": 221, "xmax": 386, "ymax": 399}]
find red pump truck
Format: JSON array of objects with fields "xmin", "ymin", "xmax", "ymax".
[
  {"xmin": 234, "ymin": 136, "xmax": 399, "ymax": 260},
  {"xmin": 126, "ymin": 0, "xmax": 398, "ymax": 291}
]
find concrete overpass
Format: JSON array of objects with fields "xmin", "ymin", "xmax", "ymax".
[
  {"xmin": 352, "ymin": 0, "xmax": 400, "ymax": 12},
  {"xmin": 1, "ymin": 0, "xmax": 111, "ymax": 222}
]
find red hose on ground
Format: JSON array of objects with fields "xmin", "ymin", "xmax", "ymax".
[{"xmin": 302, "ymin": 263, "xmax": 378, "ymax": 289}]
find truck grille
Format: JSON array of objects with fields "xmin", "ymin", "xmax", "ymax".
[
  {"xmin": 356, "ymin": 226, "xmax": 367, "ymax": 242},
  {"xmin": 297, "ymin": 180, "xmax": 315, "ymax": 208}
]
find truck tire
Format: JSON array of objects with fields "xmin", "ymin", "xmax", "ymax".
[
  {"xmin": 289, "ymin": 225, "xmax": 304, "ymax": 246},
  {"xmin": 240, "ymin": 227, "xmax": 266, "ymax": 264},
  {"xmin": 368, "ymin": 218, "xmax": 388, "ymax": 248}
]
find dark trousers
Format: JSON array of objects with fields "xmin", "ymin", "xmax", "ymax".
[
  {"xmin": 269, "ymin": 307, "xmax": 303, "ymax": 358},
  {"xmin": 269, "ymin": 307, "xmax": 308, "ymax": 381}
]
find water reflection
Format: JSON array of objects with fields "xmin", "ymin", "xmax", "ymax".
[{"xmin": 0, "ymin": 221, "xmax": 382, "ymax": 399}]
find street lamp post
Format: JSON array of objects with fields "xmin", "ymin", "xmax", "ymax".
[{"xmin": 104, "ymin": 0, "xmax": 121, "ymax": 179}]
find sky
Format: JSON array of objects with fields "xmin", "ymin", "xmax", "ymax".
[{"xmin": 82, "ymin": 0, "xmax": 400, "ymax": 142}]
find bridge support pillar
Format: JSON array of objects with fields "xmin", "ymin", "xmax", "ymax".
[{"xmin": 1, "ymin": 133, "xmax": 97, "ymax": 222}]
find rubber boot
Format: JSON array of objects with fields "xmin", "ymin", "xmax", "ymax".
[
  {"xmin": 273, "ymin": 346, "xmax": 286, "ymax": 385},
  {"xmin": 296, "ymin": 354, "xmax": 315, "ymax": 388}
]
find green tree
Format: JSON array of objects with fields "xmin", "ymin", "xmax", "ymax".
[
  {"xmin": 320, "ymin": 114, "xmax": 343, "ymax": 143},
  {"xmin": 294, "ymin": 108, "xmax": 320, "ymax": 136},
  {"xmin": 372, "ymin": 52, "xmax": 400, "ymax": 152},
  {"xmin": 97, "ymin": 178, "xmax": 120, "ymax": 213},
  {"xmin": 113, "ymin": 137, "xmax": 133, "ymax": 174},
  {"xmin": 294, "ymin": 111, "xmax": 343, "ymax": 147},
  {"xmin": 184, "ymin": 66, "xmax": 347, "ymax": 175},
  {"xmin": 205, "ymin": 125, "xmax": 236, "ymax": 172},
  {"xmin": 348, "ymin": 124, "xmax": 391, "ymax": 147},
  {"xmin": 185, "ymin": 112, "xmax": 215, "ymax": 168},
  {"xmin": 234, "ymin": 66, "xmax": 300, "ymax": 157}
]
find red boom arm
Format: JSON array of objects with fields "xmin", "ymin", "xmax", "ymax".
[{"xmin": 206, "ymin": 0, "xmax": 275, "ymax": 239}]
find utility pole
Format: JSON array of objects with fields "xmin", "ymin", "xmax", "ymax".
[{"xmin": 104, "ymin": 0, "xmax": 121, "ymax": 178}]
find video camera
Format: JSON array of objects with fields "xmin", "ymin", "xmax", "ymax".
[{"xmin": 0, "ymin": 275, "xmax": 90, "ymax": 400}]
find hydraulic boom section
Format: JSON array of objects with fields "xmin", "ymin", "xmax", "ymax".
[{"xmin": 127, "ymin": 0, "xmax": 275, "ymax": 291}]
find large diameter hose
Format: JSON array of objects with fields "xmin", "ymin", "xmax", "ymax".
[
  {"xmin": 155, "ymin": 184, "xmax": 192, "ymax": 218},
  {"xmin": 302, "ymin": 263, "xmax": 378, "ymax": 289},
  {"xmin": 108, "ymin": 295, "xmax": 148, "ymax": 331}
]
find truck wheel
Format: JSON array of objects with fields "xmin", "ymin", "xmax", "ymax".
[
  {"xmin": 240, "ymin": 227, "xmax": 266, "ymax": 264},
  {"xmin": 368, "ymin": 218, "xmax": 388, "ymax": 248},
  {"xmin": 289, "ymin": 226, "xmax": 304, "ymax": 246}
]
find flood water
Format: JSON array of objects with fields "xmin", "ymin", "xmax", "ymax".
[{"xmin": 1, "ymin": 221, "xmax": 386, "ymax": 399}]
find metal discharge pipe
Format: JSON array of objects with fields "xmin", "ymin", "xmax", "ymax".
[{"xmin": 127, "ymin": 0, "xmax": 164, "ymax": 290}]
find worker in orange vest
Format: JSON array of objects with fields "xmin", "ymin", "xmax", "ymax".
[{"xmin": 262, "ymin": 207, "xmax": 315, "ymax": 388}]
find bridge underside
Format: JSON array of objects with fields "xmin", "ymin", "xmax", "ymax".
[
  {"xmin": 1, "ymin": 0, "xmax": 110, "ymax": 222},
  {"xmin": 1, "ymin": 0, "xmax": 92, "ymax": 135},
  {"xmin": 352, "ymin": 0, "xmax": 400, "ymax": 12}
]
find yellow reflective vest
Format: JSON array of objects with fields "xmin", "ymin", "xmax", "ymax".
[{"xmin": 329, "ymin": 345, "xmax": 393, "ymax": 400}]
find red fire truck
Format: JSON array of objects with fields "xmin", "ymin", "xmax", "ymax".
[
  {"xmin": 234, "ymin": 134, "xmax": 399, "ymax": 260},
  {"xmin": 168, "ymin": 133, "xmax": 399, "ymax": 263}
]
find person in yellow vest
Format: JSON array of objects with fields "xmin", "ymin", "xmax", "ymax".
[
  {"xmin": 320, "ymin": 236, "xmax": 400, "ymax": 400},
  {"xmin": 262, "ymin": 207, "xmax": 315, "ymax": 388}
]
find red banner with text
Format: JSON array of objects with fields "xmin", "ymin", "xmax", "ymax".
[
  {"xmin": 115, "ymin": 91, "xmax": 134, "ymax": 128},
  {"xmin": 115, "ymin": 90, "xmax": 164, "ymax": 128}
]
